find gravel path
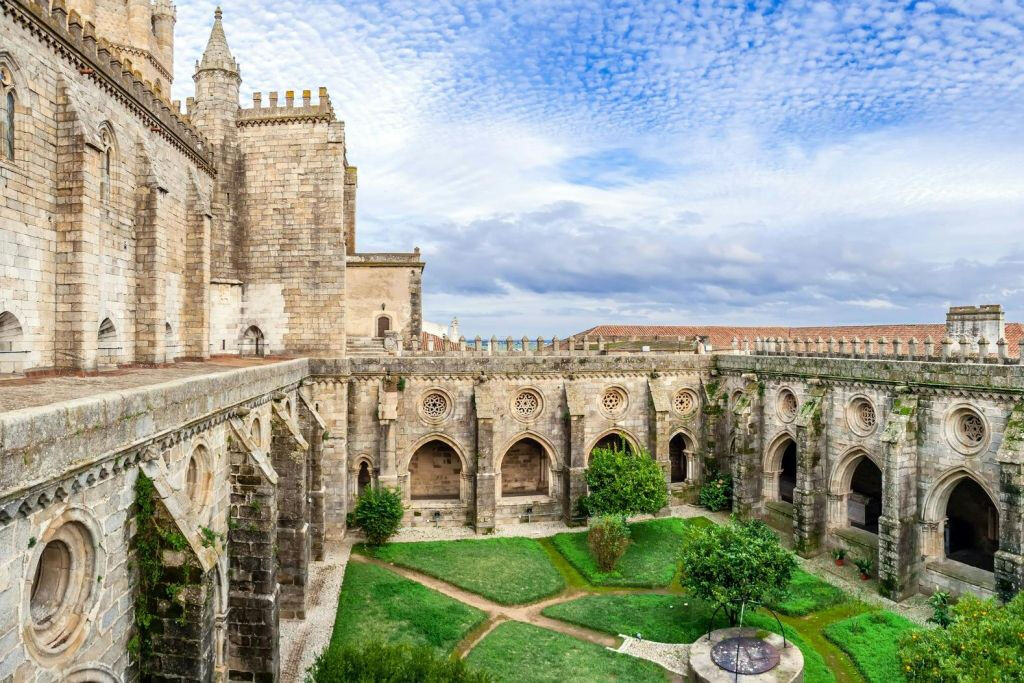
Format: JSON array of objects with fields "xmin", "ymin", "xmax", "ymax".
[
  {"xmin": 617, "ymin": 636, "xmax": 689, "ymax": 677},
  {"xmin": 279, "ymin": 540, "xmax": 352, "ymax": 681}
]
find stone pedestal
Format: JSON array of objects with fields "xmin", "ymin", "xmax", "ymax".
[{"xmin": 689, "ymin": 628, "xmax": 803, "ymax": 683}]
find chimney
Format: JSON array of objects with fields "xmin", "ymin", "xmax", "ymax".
[{"xmin": 946, "ymin": 305, "xmax": 1005, "ymax": 353}]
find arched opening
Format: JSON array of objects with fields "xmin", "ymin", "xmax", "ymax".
[
  {"xmin": 27, "ymin": 520, "xmax": 97, "ymax": 658},
  {"xmin": 848, "ymin": 458, "xmax": 882, "ymax": 534},
  {"xmin": 669, "ymin": 433, "xmax": 689, "ymax": 483},
  {"xmin": 408, "ymin": 440, "xmax": 462, "ymax": 500},
  {"xmin": 249, "ymin": 417, "xmax": 262, "ymax": 449},
  {"xmin": 590, "ymin": 432, "xmax": 634, "ymax": 459},
  {"xmin": 97, "ymin": 318, "xmax": 118, "ymax": 365},
  {"xmin": 376, "ymin": 316, "xmax": 392, "ymax": 338},
  {"xmin": 357, "ymin": 461, "xmax": 371, "ymax": 496},
  {"xmin": 500, "ymin": 438, "xmax": 549, "ymax": 497},
  {"xmin": 185, "ymin": 446, "xmax": 213, "ymax": 517},
  {"xmin": 1, "ymin": 65, "xmax": 15, "ymax": 161},
  {"xmin": 241, "ymin": 325, "xmax": 265, "ymax": 357},
  {"xmin": 99, "ymin": 129, "xmax": 113, "ymax": 207},
  {"xmin": 945, "ymin": 478, "xmax": 998, "ymax": 572},
  {"xmin": 779, "ymin": 441, "xmax": 797, "ymax": 504},
  {"xmin": 0, "ymin": 310, "xmax": 23, "ymax": 353}
]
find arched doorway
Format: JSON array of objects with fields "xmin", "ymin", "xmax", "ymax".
[
  {"xmin": 669, "ymin": 433, "xmax": 689, "ymax": 483},
  {"xmin": 0, "ymin": 310, "xmax": 24, "ymax": 373},
  {"xmin": 945, "ymin": 478, "xmax": 998, "ymax": 572},
  {"xmin": 242, "ymin": 325, "xmax": 265, "ymax": 357},
  {"xmin": 98, "ymin": 317, "xmax": 118, "ymax": 365},
  {"xmin": 500, "ymin": 438, "xmax": 549, "ymax": 497},
  {"xmin": 376, "ymin": 316, "xmax": 392, "ymax": 338},
  {"xmin": 590, "ymin": 432, "xmax": 635, "ymax": 459},
  {"xmin": 357, "ymin": 461, "xmax": 371, "ymax": 496},
  {"xmin": 779, "ymin": 442, "xmax": 797, "ymax": 503},
  {"xmin": 408, "ymin": 440, "xmax": 462, "ymax": 500},
  {"xmin": 848, "ymin": 458, "xmax": 882, "ymax": 534}
]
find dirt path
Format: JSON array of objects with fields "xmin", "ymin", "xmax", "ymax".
[{"xmin": 352, "ymin": 554, "xmax": 621, "ymax": 650}]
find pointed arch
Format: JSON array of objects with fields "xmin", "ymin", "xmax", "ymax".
[
  {"xmin": 763, "ymin": 430, "xmax": 798, "ymax": 504},
  {"xmin": 669, "ymin": 428, "xmax": 698, "ymax": 484},
  {"xmin": 922, "ymin": 466, "xmax": 1000, "ymax": 571},
  {"xmin": 828, "ymin": 447, "xmax": 883, "ymax": 533},
  {"xmin": 498, "ymin": 433, "xmax": 558, "ymax": 498},
  {"xmin": 406, "ymin": 434, "xmax": 470, "ymax": 501},
  {"xmin": 586, "ymin": 428, "xmax": 641, "ymax": 462}
]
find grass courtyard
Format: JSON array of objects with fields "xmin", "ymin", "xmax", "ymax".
[{"xmin": 320, "ymin": 517, "xmax": 921, "ymax": 683}]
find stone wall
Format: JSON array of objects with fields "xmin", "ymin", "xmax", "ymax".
[{"xmin": 344, "ymin": 253, "xmax": 424, "ymax": 344}]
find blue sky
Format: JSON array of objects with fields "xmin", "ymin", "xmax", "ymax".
[{"xmin": 174, "ymin": 1, "xmax": 1024, "ymax": 336}]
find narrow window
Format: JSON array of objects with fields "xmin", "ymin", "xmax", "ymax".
[{"xmin": 4, "ymin": 91, "xmax": 12, "ymax": 160}]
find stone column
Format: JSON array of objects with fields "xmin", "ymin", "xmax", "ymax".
[
  {"xmin": 793, "ymin": 385, "xmax": 827, "ymax": 556},
  {"xmin": 271, "ymin": 400, "xmax": 310, "ymax": 620},
  {"xmin": 475, "ymin": 417, "xmax": 497, "ymax": 532},
  {"xmin": 878, "ymin": 393, "xmax": 921, "ymax": 600},
  {"xmin": 995, "ymin": 403, "xmax": 1024, "ymax": 602},
  {"xmin": 377, "ymin": 383, "xmax": 399, "ymax": 489},
  {"xmin": 730, "ymin": 378, "xmax": 763, "ymax": 518},
  {"xmin": 298, "ymin": 392, "xmax": 327, "ymax": 561},
  {"xmin": 227, "ymin": 419, "xmax": 280, "ymax": 681},
  {"xmin": 565, "ymin": 382, "xmax": 588, "ymax": 523},
  {"xmin": 134, "ymin": 178, "xmax": 169, "ymax": 364}
]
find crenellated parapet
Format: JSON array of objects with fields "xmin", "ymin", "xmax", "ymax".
[
  {"xmin": 238, "ymin": 87, "xmax": 336, "ymax": 126},
  {"xmin": 2, "ymin": 0, "xmax": 213, "ymax": 172}
]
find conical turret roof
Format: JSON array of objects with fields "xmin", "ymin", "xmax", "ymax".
[{"xmin": 197, "ymin": 7, "xmax": 238, "ymax": 74}]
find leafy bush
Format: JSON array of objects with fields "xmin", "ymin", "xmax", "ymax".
[
  {"xmin": 587, "ymin": 515, "xmax": 631, "ymax": 571},
  {"xmin": 824, "ymin": 610, "xmax": 918, "ymax": 683},
  {"xmin": 679, "ymin": 517, "xmax": 796, "ymax": 626},
  {"xmin": 352, "ymin": 487, "xmax": 404, "ymax": 545},
  {"xmin": 307, "ymin": 641, "xmax": 492, "ymax": 682},
  {"xmin": 926, "ymin": 591, "xmax": 952, "ymax": 628},
  {"xmin": 854, "ymin": 557, "xmax": 873, "ymax": 576},
  {"xmin": 578, "ymin": 447, "xmax": 668, "ymax": 517},
  {"xmin": 899, "ymin": 593, "xmax": 1024, "ymax": 682},
  {"xmin": 698, "ymin": 471, "xmax": 732, "ymax": 512}
]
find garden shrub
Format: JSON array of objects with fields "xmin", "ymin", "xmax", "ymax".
[
  {"xmin": 899, "ymin": 593, "xmax": 1024, "ymax": 682},
  {"xmin": 679, "ymin": 517, "xmax": 796, "ymax": 626},
  {"xmin": 578, "ymin": 447, "xmax": 668, "ymax": 517},
  {"xmin": 587, "ymin": 515, "xmax": 631, "ymax": 571},
  {"xmin": 698, "ymin": 471, "xmax": 732, "ymax": 512},
  {"xmin": 306, "ymin": 641, "xmax": 492, "ymax": 682},
  {"xmin": 353, "ymin": 486, "xmax": 404, "ymax": 546},
  {"xmin": 824, "ymin": 610, "xmax": 917, "ymax": 683}
]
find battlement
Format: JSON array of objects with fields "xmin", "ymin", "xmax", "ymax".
[
  {"xmin": 237, "ymin": 87, "xmax": 336, "ymax": 126},
  {"xmin": 4, "ymin": 0, "xmax": 212, "ymax": 172}
]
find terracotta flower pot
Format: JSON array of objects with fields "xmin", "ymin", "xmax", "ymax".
[
  {"xmin": 860, "ymin": 573, "xmax": 870, "ymax": 581},
  {"xmin": 835, "ymin": 559, "xmax": 844, "ymax": 567}
]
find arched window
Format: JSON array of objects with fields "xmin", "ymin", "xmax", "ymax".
[
  {"xmin": 0, "ymin": 310, "xmax": 23, "ymax": 353},
  {"xmin": 242, "ymin": 325, "xmax": 265, "ymax": 357},
  {"xmin": 408, "ymin": 440, "xmax": 461, "ymax": 500},
  {"xmin": 591, "ymin": 433, "xmax": 634, "ymax": 458},
  {"xmin": 945, "ymin": 477, "xmax": 998, "ymax": 572},
  {"xmin": 357, "ymin": 461, "xmax": 371, "ymax": 496},
  {"xmin": 99, "ymin": 129, "xmax": 113, "ymax": 206},
  {"xmin": 779, "ymin": 441, "xmax": 797, "ymax": 503},
  {"xmin": 0, "ymin": 66, "xmax": 14, "ymax": 161},
  {"xmin": 848, "ymin": 458, "xmax": 882, "ymax": 534}
]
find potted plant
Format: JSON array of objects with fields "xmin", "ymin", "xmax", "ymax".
[
  {"xmin": 854, "ymin": 557, "xmax": 872, "ymax": 580},
  {"xmin": 831, "ymin": 548, "xmax": 846, "ymax": 567}
]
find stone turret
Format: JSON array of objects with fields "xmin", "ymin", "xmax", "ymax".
[
  {"xmin": 191, "ymin": 6, "xmax": 243, "ymax": 280},
  {"xmin": 152, "ymin": 0, "xmax": 176, "ymax": 81}
]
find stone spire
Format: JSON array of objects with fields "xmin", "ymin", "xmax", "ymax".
[{"xmin": 197, "ymin": 6, "xmax": 238, "ymax": 75}]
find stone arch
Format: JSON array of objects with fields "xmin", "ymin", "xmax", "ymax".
[
  {"xmin": 97, "ymin": 317, "xmax": 119, "ymax": 365},
  {"xmin": 587, "ymin": 428, "xmax": 641, "ymax": 462},
  {"xmin": 0, "ymin": 52, "xmax": 31, "ymax": 162},
  {"xmin": 97, "ymin": 121, "xmax": 119, "ymax": 208},
  {"xmin": 240, "ymin": 324, "xmax": 265, "ymax": 357},
  {"xmin": 922, "ymin": 467, "xmax": 1000, "ymax": 571},
  {"xmin": 669, "ymin": 428, "xmax": 697, "ymax": 484},
  {"xmin": 497, "ymin": 434, "xmax": 558, "ymax": 498},
  {"xmin": 762, "ymin": 431, "xmax": 798, "ymax": 504},
  {"xmin": 184, "ymin": 442, "xmax": 214, "ymax": 520},
  {"xmin": 405, "ymin": 434, "xmax": 471, "ymax": 501},
  {"xmin": 827, "ymin": 448, "xmax": 883, "ymax": 533},
  {"xmin": 65, "ymin": 664, "xmax": 119, "ymax": 683},
  {"xmin": 375, "ymin": 314, "xmax": 393, "ymax": 338},
  {"xmin": 0, "ymin": 310, "xmax": 25, "ymax": 373},
  {"xmin": 248, "ymin": 415, "xmax": 264, "ymax": 450},
  {"xmin": 356, "ymin": 460, "xmax": 372, "ymax": 495}
]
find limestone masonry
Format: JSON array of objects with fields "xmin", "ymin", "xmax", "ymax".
[{"xmin": 1, "ymin": 3, "xmax": 1023, "ymax": 682}]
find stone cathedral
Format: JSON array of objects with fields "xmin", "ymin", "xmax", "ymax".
[{"xmin": 1, "ymin": 2, "xmax": 1023, "ymax": 682}]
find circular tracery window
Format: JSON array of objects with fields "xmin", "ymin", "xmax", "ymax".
[
  {"xmin": 847, "ymin": 397, "xmax": 878, "ymax": 436},
  {"xmin": 27, "ymin": 520, "xmax": 97, "ymax": 661},
  {"xmin": 945, "ymin": 405, "xmax": 989, "ymax": 455},
  {"xmin": 420, "ymin": 389, "xmax": 453, "ymax": 423},
  {"xmin": 512, "ymin": 389, "xmax": 542, "ymax": 421},
  {"xmin": 600, "ymin": 387, "xmax": 627, "ymax": 417},
  {"xmin": 673, "ymin": 389, "xmax": 698, "ymax": 416},
  {"xmin": 778, "ymin": 389, "xmax": 798, "ymax": 422}
]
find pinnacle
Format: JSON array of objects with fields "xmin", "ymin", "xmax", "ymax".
[{"xmin": 197, "ymin": 6, "xmax": 238, "ymax": 74}]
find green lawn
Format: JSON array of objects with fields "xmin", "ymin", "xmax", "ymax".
[
  {"xmin": 542, "ymin": 593, "xmax": 834, "ymax": 683},
  {"xmin": 465, "ymin": 621, "xmax": 667, "ymax": 682},
  {"xmin": 550, "ymin": 517, "xmax": 713, "ymax": 587},
  {"xmin": 824, "ymin": 610, "xmax": 918, "ymax": 683},
  {"xmin": 328, "ymin": 561, "xmax": 486, "ymax": 655},
  {"xmin": 770, "ymin": 568, "xmax": 849, "ymax": 616},
  {"xmin": 360, "ymin": 536, "xmax": 565, "ymax": 604}
]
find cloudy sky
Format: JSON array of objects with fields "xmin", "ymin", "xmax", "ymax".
[{"xmin": 174, "ymin": 0, "xmax": 1024, "ymax": 337}]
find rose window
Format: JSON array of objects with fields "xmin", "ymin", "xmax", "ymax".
[
  {"xmin": 513, "ymin": 390, "xmax": 541, "ymax": 419},
  {"xmin": 858, "ymin": 402, "xmax": 876, "ymax": 430},
  {"xmin": 601, "ymin": 388, "xmax": 626, "ymax": 416},
  {"xmin": 673, "ymin": 389, "xmax": 698, "ymax": 416},
  {"xmin": 957, "ymin": 413, "xmax": 985, "ymax": 447},
  {"xmin": 779, "ymin": 391, "xmax": 798, "ymax": 421},
  {"xmin": 422, "ymin": 392, "xmax": 450, "ymax": 420}
]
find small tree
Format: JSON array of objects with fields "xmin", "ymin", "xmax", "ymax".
[
  {"xmin": 698, "ymin": 471, "xmax": 733, "ymax": 512},
  {"xmin": 587, "ymin": 515, "xmax": 631, "ymax": 571},
  {"xmin": 352, "ymin": 486, "xmax": 404, "ymax": 546},
  {"xmin": 679, "ymin": 517, "xmax": 796, "ymax": 626},
  {"xmin": 900, "ymin": 593, "xmax": 1024, "ymax": 681},
  {"xmin": 578, "ymin": 447, "xmax": 668, "ymax": 517}
]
